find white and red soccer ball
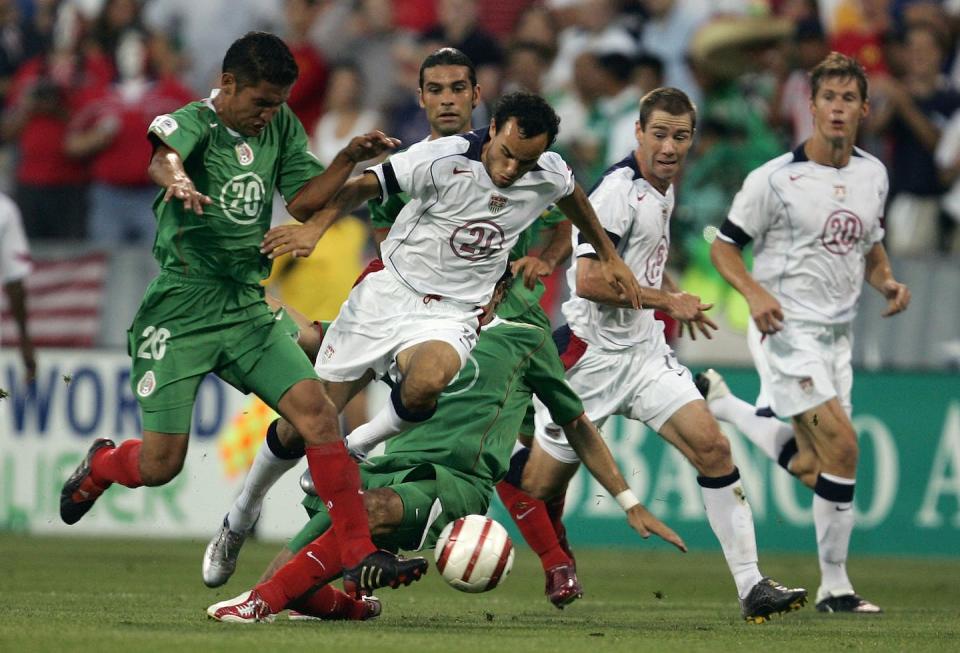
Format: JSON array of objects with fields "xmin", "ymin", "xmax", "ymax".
[{"xmin": 434, "ymin": 515, "xmax": 515, "ymax": 593}]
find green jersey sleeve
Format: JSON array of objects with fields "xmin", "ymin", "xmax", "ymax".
[
  {"xmin": 148, "ymin": 104, "xmax": 209, "ymax": 159},
  {"xmin": 276, "ymin": 107, "xmax": 326, "ymax": 203},
  {"xmin": 525, "ymin": 331, "xmax": 584, "ymax": 426},
  {"xmin": 540, "ymin": 204, "xmax": 567, "ymax": 228},
  {"xmin": 369, "ymin": 192, "xmax": 408, "ymax": 231}
]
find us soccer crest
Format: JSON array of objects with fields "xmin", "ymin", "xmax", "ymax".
[
  {"xmin": 235, "ymin": 141, "xmax": 255, "ymax": 166},
  {"xmin": 488, "ymin": 193, "xmax": 508, "ymax": 214}
]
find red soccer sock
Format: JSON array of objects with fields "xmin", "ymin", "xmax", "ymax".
[
  {"xmin": 496, "ymin": 480, "xmax": 571, "ymax": 572},
  {"xmin": 90, "ymin": 439, "xmax": 143, "ymax": 488},
  {"xmin": 305, "ymin": 442, "xmax": 376, "ymax": 568},
  {"xmin": 256, "ymin": 529, "xmax": 342, "ymax": 613},
  {"xmin": 289, "ymin": 585, "xmax": 369, "ymax": 620},
  {"xmin": 546, "ymin": 495, "xmax": 574, "ymax": 561}
]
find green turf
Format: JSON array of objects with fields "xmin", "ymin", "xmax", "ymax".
[{"xmin": 2, "ymin": 533, "xmax": 958, "ymax": 653}]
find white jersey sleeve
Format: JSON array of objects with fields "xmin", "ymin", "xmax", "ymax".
[
  {"xmin": 868, "ymin": 172, "xmax": 888, "ymax": 245},
  {"xmin": 536, "ymin": 150, "xmax": 576, "ymax": 203},
  {"xmin": 0, "ymin": 193, "xmax": 31, "ymax": 284},
  {"xmin": 367, "ymin": 137, "xmax": 468, "ymax": 204},
  {"xmin": 574, "ymin": 171, "xmax": 632, "ymax": 258},
  {"xmin": 723, "ymin": 154, "xmax": 791, "ymax": 242}
]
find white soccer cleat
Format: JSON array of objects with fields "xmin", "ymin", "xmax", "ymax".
[
  {"xmin": 202, "ymin": 515, "xmax": 251, "ymax": 588},
  {"xmin": 694, "ymin": 368, "xmax": 731, "ymax": 404},
  {"xmin": 206, "ymin": 590, "xmax": 275, "ymax": 623}
]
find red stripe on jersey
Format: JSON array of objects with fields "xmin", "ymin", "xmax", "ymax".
[
  {"xmin": 460, "ymin": 519, "xmax": 493, "ymax": 587},
  {"xmin": 559, "ymin": 330, "xmax": 588, "ymax": 370},
  {"xmin": 352, "ymin": 258, "xmax": 385, "ymax": 288},
  {"xmin": 435, "ymin": 518, "xmax": 465, "ymax": 574},
  {"xmin": 486, "ymin": 539, "xmax": 513, "ymax": 590}
]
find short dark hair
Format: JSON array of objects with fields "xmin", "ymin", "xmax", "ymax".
[
  {"xmin": 222, "ymin": 32, "xmax": 299, "ymax": 89},
  {"xmin": 491, "ymin": 91, "xmax": 560, "ymax": 147},
  {"xmin": 810, "ymin": 51, "xmax": 867, "ymax": 101},
  {"xmin": 638, "ymin": 87, "xmax": 697, "ymax": 131},
  {"xmin": 419, "ymin": 47, "xmax": 477, "ymax": 89}
]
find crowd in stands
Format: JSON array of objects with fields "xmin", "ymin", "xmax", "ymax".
[{"xmin": 2, "ymin": 0, "xmax": 960, "ymax": 259}]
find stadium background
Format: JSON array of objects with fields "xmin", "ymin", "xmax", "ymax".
[{"xmin": 0, "ymin": 0, "xmax": 959, "ymax": 580}]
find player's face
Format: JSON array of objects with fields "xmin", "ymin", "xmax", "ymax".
[
  {"xmin": 634, "ymin": 109, "xmax": 693, "ymax": 192},
  {"xmin": 218, "ymin": 74, "xmax": 292, "ymax": 137},
  {"xmin": 419, "ymin": 65, "xmax": 478, "ymax": 138},
  {"xmin": 810, "ymin": 75, "xmax": 867, "ymax": 146},
  {"xmin": 482, "ymin": 117, "xmax": 549, "ymax": 188}
]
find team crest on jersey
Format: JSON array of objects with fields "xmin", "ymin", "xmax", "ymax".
[
  {"xmin": 149, "ymin": 114, "xmax": 178, "ymax": 137},
  {"xmin": 798, "ymin": 377, "xmax": 814, "ymax": 394},
  {"xmin": 834, "ymin": 184, "xmax": 846, "ymax": 201},
  {"xmin": 235, "ymin": 141, "xmax": 255, "ymax": 166},
  {"xmin": 137, "ymin": 371, "xmax": 157, "ymax": 397},
  {"xmin": 488, "ymin": 194, "xmax": 508, "ymax": 214}
]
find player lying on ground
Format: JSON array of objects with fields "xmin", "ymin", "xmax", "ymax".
[
  {"xmin": 58, "ymin": 31, "xmax": 427, "ymax": 597},
  {"xmin": 205, "ymin": 271, "xmax": 686, "ymax": 623}
]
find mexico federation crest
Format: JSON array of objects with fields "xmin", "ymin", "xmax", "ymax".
[
  {"xmin": 488, "ymin": 193, "xmax": 508, "ymax": 214},
  {"xmin": 235, "ymin": 141, "xmax": 255, "ymax": 166},
  {"xmin": 137, "ymin": 370, "xmax": 157, "ymax": 397}
]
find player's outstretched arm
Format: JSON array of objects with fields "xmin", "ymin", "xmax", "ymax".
[
  {"xmin": 148, "ymin": 144, "xmax": 213, "ymax": 215},
  {"xmin": 864, "ymin": 242, "xmax": 910, "ymax": 317},
  {"xmin": 511, "ymin": 219, "xmax": 572, "ymax": 289},
  {"xmin": 556, "ymin": 186, "xmax": 644, "ymax": 309},
  {"xmin": 561, "ymin": 413, "xmax": 687, "ymax": 552},
  {"xmin": 286, "ymin": 130, "xmax": 399, "ymax": 222},
  {"xmin": 4, "ymin": 279, "xmax": 35, "ymax": 381},
  {"xmin": 260, "ymin": 171, "xmax": 383, "ymax": 259}
]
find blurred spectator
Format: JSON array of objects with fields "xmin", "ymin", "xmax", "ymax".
[
  {"xmin": 2, "ymin": 3, "xmax": 112, "ymax": 240},
  {"xmin": 283, "ymin": 0, "xmax": 328, "ymax": 135},
  {"xmin": 819, "ymin": 0, "xmax": 891, "ymax": 74},
  {"xmin": 934, "ymin": 106, "xmax": 960, "ymax": 252},
  {"xmin": 477, "ymin": 0, "xmax": 537, "ymax": 40},
  {"xmin": 383, "ymin": 35, "xmax": 431, "ymax": 144},
  {"xmin": 0, "ymin": 0, "xmax": 53, "ymax": 106},
  {"xmin": 422, "ymin": 0, "xmax": 503, "ymax": 107},
  {"xmin": 64, "ymin": 29, "xmax": 192, "ymax": 246},
  {"xmin": 339, "ymin": 0, "xmax": 414, "ymax": 113},
  {"xmin": 88, "ymin": 0, "xmax": 142, "ymax": 67},
  {"xmin": 639, "ymin": 0, "xmax": 711, "ymax": 106},
  {"xmin": 0, "ymin": 189, "xmax": 34, "ymax": 381},
  {"xmin": 550, "ymin": 51, "xmax": 605, "ymax": 184},
  {"xmin": 544, "ymin": 0, "xmax": 637, "ymax": 93},
  {"xmin": 310, "ymin": 62, "xmax": 383, "ymax": 172},
  {"xmin": 510, "ymin": 3, "xmax": 560, "ymax": 55},
  {"xmin": 869, "ymin": 23, "xmax": 960, "ymax": 255},
  {"xmin": 502, "ymin": 41, "xmax": 553, "ymax": 94},
  {"xmin": 594, "ymin": 52, "xmax": 643, "ymax": 168},
  {"xmin": 771, "ymin": 17, "xmax": 829, "ymax": 146},
  {"xmin": 393, "ymin": 0, "xmax": 437, "ymax": 33},
  {"xmin": 634, "ymin": 51, "xmax": 665, "ymax": 95},
  {"xmin": 143, "ymin": 0, "xmax": 280, "ymax": 95}
]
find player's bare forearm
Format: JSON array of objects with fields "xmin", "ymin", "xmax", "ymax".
[
  {"xmin": 864, "ymin": 242, "xmax": 894, "ymax": 291},
  {"xmin": 561, "ymin": 414, "xmax": 630, "ymax": 497},
  {"xmin": 148, "ymin": 145, "xmax": 211, "ymax": 214},
  {"xmin": 555, "ymin": 186, "xmax": 618, "ymax": 261},
  {"xmin": 286, "ymin": 155, "xmax": 354, "ymax": 221},
  {"xmin": 5, "ymin": 280, "xmax": 35, "ymax": 379},
  {"xmin": 575, "ymin": 258, "xmax": 646, "ymax": 308},
  {"xmin": 711, "ymin": 238, "xmax": 764, "ymax": 302},
  {"xmin": 538, "ymin": 220, "xmax": 573, "ymax": 270}
]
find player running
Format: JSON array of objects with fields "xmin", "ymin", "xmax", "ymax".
[
  {"xmin": 521, "ymin": 88, "xmax": 808, "ymax": 623},
  {"xmin": 57, "ymin": 32, "xmax": 428, "ymax": 597},
  {"xmin": 206, "ymin": 271, "xmax": 686, "ymax": 623},
  {"xmin": 706, "ymin": 52, "xmax": 910, "ymax": 614}
]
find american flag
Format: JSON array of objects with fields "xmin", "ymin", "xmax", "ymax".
[{"xmin": 0, "ymin": 252, "xmax": 108, "ymax": 347}]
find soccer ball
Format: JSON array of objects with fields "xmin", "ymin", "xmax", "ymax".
[{"xmin": 434, "ymin": 515, "xmax": 515, "ymax": 593}]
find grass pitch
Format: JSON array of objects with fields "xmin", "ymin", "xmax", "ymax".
[{"xmin": 2, "ymin": 533, "xmax": 958, "ymax": 653}]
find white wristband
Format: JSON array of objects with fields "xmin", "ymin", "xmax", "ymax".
[{"xmin": 615, "ymin": 489, "xmax": 640, "ymax": 511}]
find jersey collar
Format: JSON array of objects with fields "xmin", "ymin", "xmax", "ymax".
[{"xmin": 205, "ymin": 88, "xmax": 243, "ymax": 138}]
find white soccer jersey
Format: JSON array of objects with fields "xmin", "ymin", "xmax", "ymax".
[
  {"xmin": 367, "ymin": 127, "xmax": 575, "ymax": 305},
  {"xmin": 721, "ymin": 145, "xmax": 887, "ymax": 324},
  {"xmin": 562, "ymin": 153, "xmax": 673, "ymax": 350},
  {"xmin": 0, "ymin": 194, "xmax": 30, "ymax": 285}
]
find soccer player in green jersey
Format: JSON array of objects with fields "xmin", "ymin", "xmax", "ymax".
[
  {"xmin": 58, "ymin": 32, "xmax": 428, "ymax": 597},
  {"xmin": 206, "ymin": 272, "xmax": 686, "ymax": 623}
]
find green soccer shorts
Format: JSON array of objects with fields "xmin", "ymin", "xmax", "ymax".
[
  {"xmin": 128, "ymin": 271, "xmax": 317, "ymax": 434},
  {"xmin": 290, "ymin": 461, "xmax": 491, "ymax": 554}
]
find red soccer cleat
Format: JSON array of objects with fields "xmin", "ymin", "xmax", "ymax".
[
  {"xmin": 206, "ymin": 590, "xmax": 276, "ymax": 623},
  {"xmin": 545, "ymin": 563, "xmax": 583, "ymax": 609}
]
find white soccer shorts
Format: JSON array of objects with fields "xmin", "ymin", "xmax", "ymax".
[
  {"xmin": 315, "ymin": 268, "xmax": 481, "ymax": 383},
  {"xmin": 533, "ymin": 334, "xmax": 702, "ymax": 464},
  {"xmin": 747, "ymin": 319, "xmax": 853, "ymax": 418}
]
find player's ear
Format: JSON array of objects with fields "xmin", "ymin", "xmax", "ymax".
[
  {"xmin": 489, "ymin": 117, "xmax": 497, "ymax": 137},
  {"xmin": 220, "ymin": 72, "xmax": 237, "ymax": 96},
  {"xmin": 418, "ymin": 87, "xmax": 425, "ymax": 109},
  {"xmin": 472, "ymin": 84, "xmax": 480, "ymax": 109}
]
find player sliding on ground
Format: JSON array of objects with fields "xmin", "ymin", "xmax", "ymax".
[
  {"xmin": 58, "ymin": 32, "xmax": 429, "ymax": 597},
  {"xmin": 205, "ymin": 271, "xmax": 685, "ymax": 623}
]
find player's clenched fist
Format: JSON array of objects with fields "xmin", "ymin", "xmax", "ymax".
[{"xmin": 343, "ymin": 130, "xmax": 401, "ymax": 163}]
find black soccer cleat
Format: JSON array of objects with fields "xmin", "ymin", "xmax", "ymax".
[
  {"xmin": 694, "ymin": 368, "xmax": 730, "ymax": 403},
  {"xmin": 342, "ymin": 550, "xmax": 428, "ymax": 599},
  {"xmin": 740, "ymin": 577, "xmax": 808, "ymax": 624},
  {"xmin": 816, "ymin": 593, "xmax": 882, "ymax": 614},
  {"xmin": 60, "ymin": 438, "xmax": 115, "ymax": 525}
]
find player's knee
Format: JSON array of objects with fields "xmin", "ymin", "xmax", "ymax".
[
  {"xmin": 363, "ymin": 490, "xmax": 400, "ymax": 535},
  {"xmin": 401, "ymin": 375, "xmax": 446, "ymax": 412},
  {"xmin": 291, "ymin": 394, "xmax": 339, "ymax": 444}
]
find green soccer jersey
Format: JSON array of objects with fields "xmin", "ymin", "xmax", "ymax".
[
  {"xmin": 375, "ymin": 318, "xmax": 583, "ymax": 487},
  {"xmin": 369, "ymin": 192, "xmax": 567, "ymax": 322},
  {"xmin": 148, "ymin": 97, "xmax": 324, "ymax": 285}
]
